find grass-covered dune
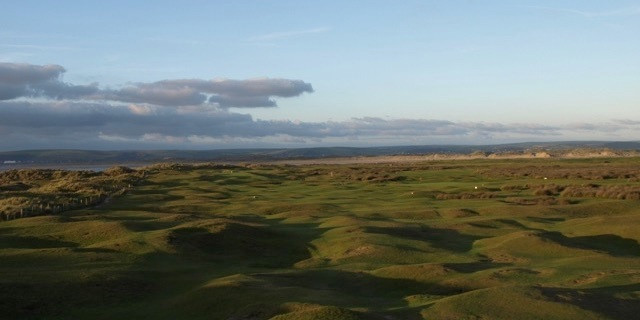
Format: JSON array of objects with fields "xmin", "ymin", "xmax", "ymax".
[
  {"xmin": 1, "ymin": 158, "xmax": 640, "ymax": 319},
  {"xmin": 0, "ymin": 166, "xmax": 144, "ymax": 220}
]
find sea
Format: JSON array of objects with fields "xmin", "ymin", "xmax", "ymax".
[{"xmin": 0, "ymin": 163, "xmax": 148, "ymax": 172}]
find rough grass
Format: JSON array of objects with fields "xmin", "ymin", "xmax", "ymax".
[
  {"xmin": 1, "ymin": 157, "xmax": 639, "ymax": 319},
  {"xmin": 0, "ymin": 167, "xmax": 145, "ymax": 219}
]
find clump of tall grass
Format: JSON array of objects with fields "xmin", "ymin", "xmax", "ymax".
[
  {"xmin": 533, "ymin": 184, "xmax": 565, "ymax": 196},
  {"xmin": 143, "ymin": 162, "xmax": 242, "ymax": 172},
  {"xmin": 436, "ymin": 192, "xmax": 497, "ymax": 200},
  {"xmin": 560, "ymin": 184, "xmax": 640, "ymax": 200},
  {"xmin": 503, "ymin": 197, "xmax": 572, "ymax": 206},
  {"xmin": 282, "ymin": 166, "xmax": 407, "ymax": 183},
  {"xmin": 0, "ymin": 166, "xmax": 145, "ymax": 221},
  {"xmin": 500, "ymin": 184, "xmax": 530, "ymax": 191},
  {"xmin": 482, "ymin": 166, "xmax": 640, "ymax": 180}
]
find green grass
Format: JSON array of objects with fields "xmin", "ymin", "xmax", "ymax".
[{"xmin": 1, "ymin": 158, "xmax": 640, "ymax": 319}]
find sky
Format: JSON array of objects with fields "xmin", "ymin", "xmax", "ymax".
[{"xmin": 1, "ymin": 0, "xmax": 639, "ymax": 150}]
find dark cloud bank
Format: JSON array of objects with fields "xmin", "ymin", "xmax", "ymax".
[
  {"xmin": 0, "ymin": 62, "xmax": 312, "ymax": 107},
  {"xmin": 0, "ymin": 62, "xmax": 636, "ymax": 150}
]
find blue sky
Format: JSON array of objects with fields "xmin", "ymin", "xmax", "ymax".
[{"xmin": 1, "ymin": 0, "xmax": 639, "ymax": 150}]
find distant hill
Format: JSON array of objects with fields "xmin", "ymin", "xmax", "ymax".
[{"xmin": 1, "ymin": 141, "xmax": 639, "ymax": 165}]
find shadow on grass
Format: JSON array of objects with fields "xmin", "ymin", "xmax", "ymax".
[
  {"xmin": 526, "ymin": 216, "xmax": 566, "ymax": 223},
  {"xmin": 494, "ymin": 219, "xmax": 539, "ymax": 231},
  {"xmin": 539, "ymin": 283, "xmax": 640, "ymax": 320},
  {"xmin": 183, "ymin": 269, "xmax": 468, "ymax": 319},
  {"xmin": 249, "ymin": 171, "xmax": 288, "ymax": 181},
  {"xmin": 538, "ymin": 231, "xmax": 640, "ymax": 257},
  {"xmin": 255, "ymin": 269, "xmax": 467, "ymax": 298},
  {"xmin": 0, "ymin": 235, "xmax": 78, "ymax": 249},
  {"xmin": 120, "ymin": 220, "xmax": 184, "ymax": 232},
  {"xmin": 166, "ymin": 216, "xmax": 326, "ymax": 268},
  {"xmin": 254, "ymin": 269, "xmax": 465, "ymax": 298},
  {"xmin": 365, "ymin": 225, "xmax": 485, "ymax": 252},
  {"xmin": 197, "ymin": 174, "xmax": 253, "ymax": 185},
  {"xmin": 443, "ymin": 261, "xmax": 511, "ymax": 273},
  {"xmin": 0, "ymin": 276, "xmax": 153, "ymax": 320},
  {"xmin": 73, "ymin": 247, "xmax": 120, "ymax": 253}
]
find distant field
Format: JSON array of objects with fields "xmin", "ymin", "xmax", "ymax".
[{"xmin": 1, "ymin": 158, "xmax": 639, "ymax": 319}]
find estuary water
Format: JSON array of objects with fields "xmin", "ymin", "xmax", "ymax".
[{"xmin": 0, "ymin": 163, "xmax": 148, "ymax": 172}]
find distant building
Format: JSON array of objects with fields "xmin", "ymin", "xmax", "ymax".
[{"xmin": 2, "ymin": 160, "xmax": 17, "ymax": 164}]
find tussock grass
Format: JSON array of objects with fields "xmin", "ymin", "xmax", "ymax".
[{"xmin": 0, "ymin": 167, "xmax": 145, "ymax": 220}]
